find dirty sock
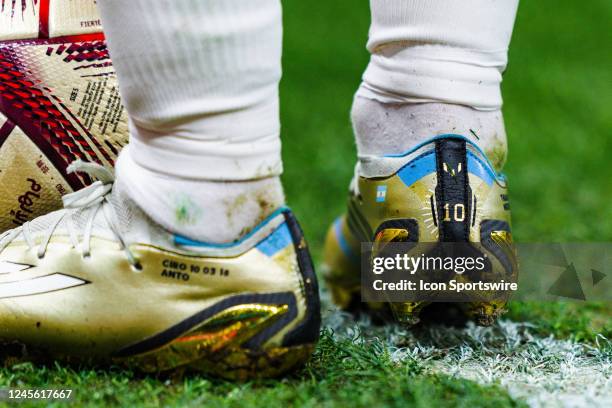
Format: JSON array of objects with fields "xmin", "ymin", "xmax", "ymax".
[
  {"xmin": 352, "ymin": 96, "xmax": 508, "ymax": 170},
  {"xmin": 115, "ymin": 147, "xmax": 285, "ymax": 244}
]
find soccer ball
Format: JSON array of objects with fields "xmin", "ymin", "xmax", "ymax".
[{"xmin": 0, "ymin": 0, "xmax": 128, "ymax": 233}]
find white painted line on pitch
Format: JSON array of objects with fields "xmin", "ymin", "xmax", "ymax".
[
  {"xmin": 321, "ymin": 291, "xmax": 612, "ymax": 408},
  {"xmin": 0, "ymin": 273, "xmax": 87, "ymax": 298}
]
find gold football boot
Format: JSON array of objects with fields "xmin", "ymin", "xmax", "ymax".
[
  {"xmin": 323, "ymin": 135, "xmax": 517, "ymax": 326},
  {"xmin": 0, "ymin": 162, "xmax": 320, "ymax": 380}
]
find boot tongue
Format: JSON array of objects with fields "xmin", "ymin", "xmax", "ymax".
[
  {"xmin": 106, "ymin": 180, "xmax": 159, "ymax": 245},
  {"xmin": 18, "ymin": 211, "xmax": 65, "ymax": 237}
]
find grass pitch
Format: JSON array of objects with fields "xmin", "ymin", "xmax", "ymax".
[{"xmin": 0, "ymin": 0, "xmax": 610, "ymax": 406}]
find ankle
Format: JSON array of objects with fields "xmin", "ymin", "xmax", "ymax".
[
  {"xmin": 115, "ymin": 149, "xmax": 285, "ymax": 244},
  {"xmin": 351, "ymin": 96, "xmax": 508, "ymax": 170}
]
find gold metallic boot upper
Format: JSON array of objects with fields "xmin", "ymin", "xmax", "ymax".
[
  {"xmin": 0, "ymin": 162, "xmax": 321, "ymax": 380},
  {"xmin": 323, "ymin": 135, "xmax": 517, "ymax": 326}
]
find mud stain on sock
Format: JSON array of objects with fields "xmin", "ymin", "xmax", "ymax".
[
  {"xmin": 224, "ymin": 188, "xmax": 281, "ymax": 239},
  {"xmin": 225, "ymin": 193, "xmax": 255, "ymax": 238},
  {"xmin": 484, "ymin": 134, "xmax": 508, "ymax": 171},
  {"xmin": 225, "ymin": 193, "xmax": 248, "ymax": 226},
  {"xmin": 256, "ymin": 191, "xmax": 275, "ymax": 218}
]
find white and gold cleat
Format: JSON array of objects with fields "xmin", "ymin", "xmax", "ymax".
[
  {"xmin": 0, "ymin": 162, "xmax": 320, "ymax": 380},
  {"xmin": 323, "ymin": 135, "xmax": 517, "ymax": 326}
]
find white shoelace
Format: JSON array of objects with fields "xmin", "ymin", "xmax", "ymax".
[{"xmin": 0, "ymin": 161, "xmax": 140, "ymax": 269}]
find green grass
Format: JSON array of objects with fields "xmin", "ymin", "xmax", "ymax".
[
  {"xmin": 506, "ymin": 301, "xmax": 611, "ymax": 343},
  {"xmin": 1, "ymin": 0, "xmax": 611, "ymax": 406},
  {"xmin": 0, "ymin": 331, "xmax": 525, "ymax": 408}
]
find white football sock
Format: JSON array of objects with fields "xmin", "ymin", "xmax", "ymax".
[
  {"xmin": 115, "ymin": 148, "xmax": 284, "ymax": 243},
  {"xmin": 354, "ymin": 0, "xmax": 518, "ymax": 169},
  {"xmin": 96, "ymin": 0, "xmax": 284, "ymax": 243},
  {"xmin": 360, "ymin": 0, "xmax": 519, "ymax": 110},
  {"xmin": 352, "ymin": 98, "xmax": 508, "ymax": 170}
]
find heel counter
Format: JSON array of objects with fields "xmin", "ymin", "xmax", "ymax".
[
  {"xmin": 434, "ymin": 138, "xmax": 472, "ymax": 242},
  {"xmin": 281, "ymin": 210, "xmax": 321, "ymax": 347}
]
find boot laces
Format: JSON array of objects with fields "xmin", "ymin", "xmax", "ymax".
[{"xmin": 0, "ymin": 161, "xmax": 140, "ymax": 269}]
